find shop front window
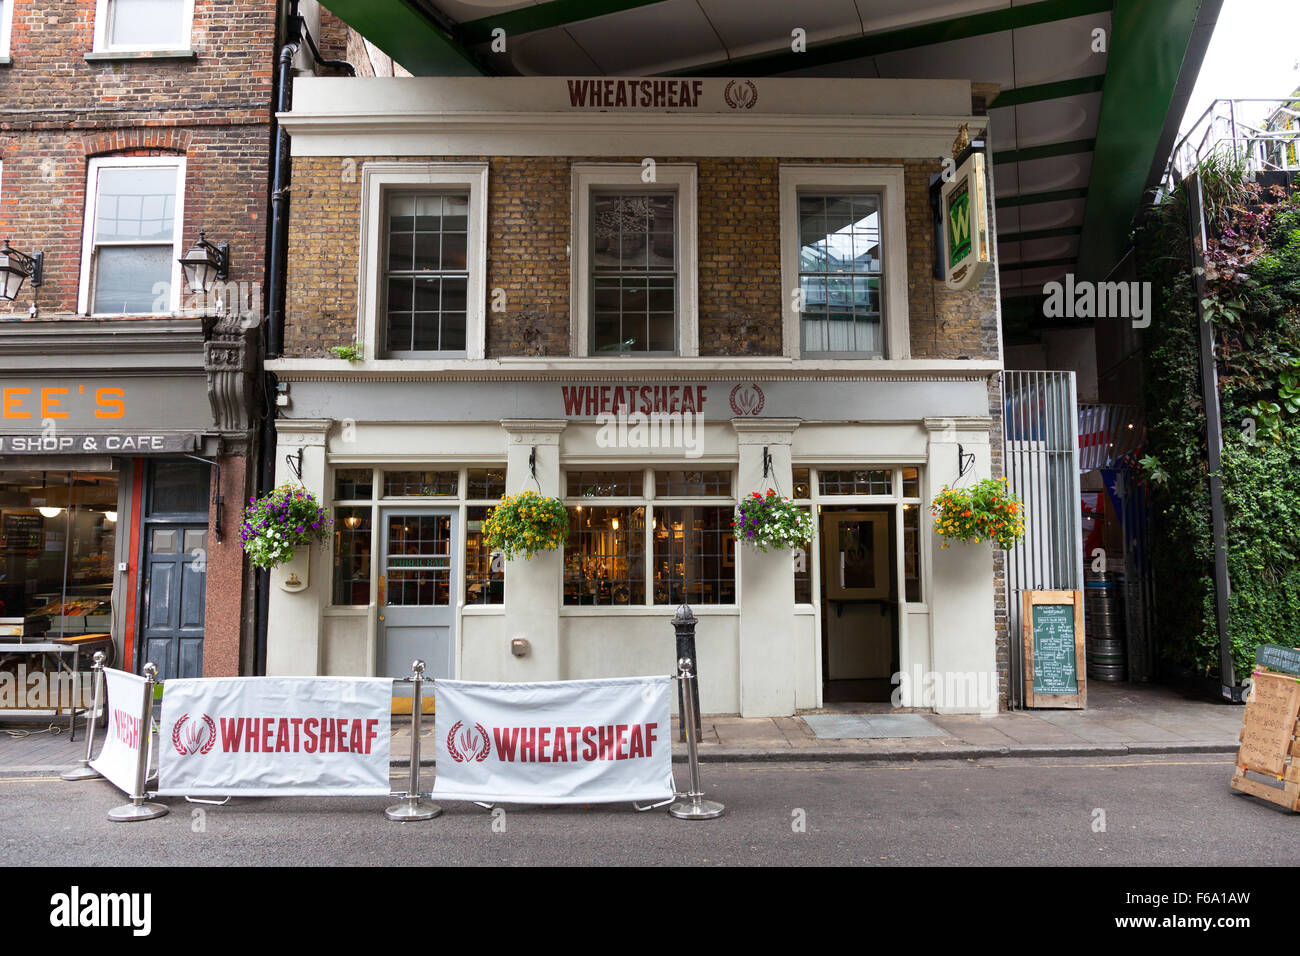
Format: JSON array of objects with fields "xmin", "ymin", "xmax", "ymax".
[
  {"xmin": 651, "ymin": 506, "xmax": 733, "ymax": 605},
  {"xmin": 0, "ymin": 472, "xmax": 118, "ymax": 635},
  {"xmin": 465, "ymin": 505, "xmax": 504, "ymax": 606},
  {"xmin": 333, "ymin": 507, "xmax": 372, "ymax": 606}
]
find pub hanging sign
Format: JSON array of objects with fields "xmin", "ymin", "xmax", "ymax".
[{"xmin": 941, "ymin": 152, "xmax": 991, "ymax": 291}]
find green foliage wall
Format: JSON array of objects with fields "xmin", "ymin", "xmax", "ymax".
[{"xmin": 1137, "ymin": 166, "xmax": 1300, "ymax": 679}]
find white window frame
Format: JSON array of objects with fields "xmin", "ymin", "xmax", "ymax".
[
  {"xmin": 358, "ymin": 162, "xmax": 489, "ymax": 361},
  {"xmin": 0, "ymin": 0, "xmax": 13, "ymax": 60},
  {"xmin": 779, "ymin": 165, "xmax": 910, "ymax": 360},
  {"xmin": 92, "ymin": 0, "xmax": 194, "ymax": 53},
  {"xmin": 77, "ymin": 155, "xmax": 187, "ymax": 317},
  {"xmin": 571, "ymin": 163, "xmax": 698, "ymax": 359}
]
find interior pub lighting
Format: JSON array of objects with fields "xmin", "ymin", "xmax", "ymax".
[
  {"xmin": 178, "ymin": 232, "xmax": 231, "ymax": 294},
  {"xmin": 0, "ymin": 238, "xmax": 44, "ymax": 301}
]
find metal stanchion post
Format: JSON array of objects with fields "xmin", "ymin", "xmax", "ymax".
[
  {"xmin": 108, "ymin": 663, "xmax": 168, "ymax": 822},
  {"xmin": 668, "ymin": 657, "xmax": 724, "ymax": 821},
  {"xmin": 62, "ymin": 651, "xmax": 106, "ymax": 782},
  {"xmin": 386, "ymin": 659, "xmax": 441, "ymax": 822},
  {"xmin": 673, "ymin": 603, "xmax": 701, "ymax": 743}
]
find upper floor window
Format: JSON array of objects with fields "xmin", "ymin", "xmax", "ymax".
[
  {"xmin": 94, "ymin": 0, "xmax": 194, "ymax": 52},
  {"xmin": 358, "ymin": 163, "xmax": 488, "ymax": 360},
  {"xmin": 779, "ymin": 166, "xmax": 910, "ymax": 359},
  {"xmin": 383, "ymin": 192, "xmax": 469, "ymax": 356},
  {"xmin": 77, "ymin": 157, "xmax": 186, "ymax": 316},
  {"xmin": 571, "ymin": 164, "xmax": 697, "ymax": 358},
  {"xmin": 797, "ymin": 193, "xmax": 883, "ymax": 354},
  {"xmin": 591, "ymin": 192, "xmax": 676, "ymax": 354}
]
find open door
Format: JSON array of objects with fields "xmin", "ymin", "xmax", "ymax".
[{"xmin": 820, "ymin": 508, "xmax": 898, "ymax": 702}]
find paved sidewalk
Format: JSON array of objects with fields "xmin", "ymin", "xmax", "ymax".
[{"xmin": 0, "ymin": 680, "xmax": 1243, "ymax": 777}]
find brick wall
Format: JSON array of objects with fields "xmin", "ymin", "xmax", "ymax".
[
  {"xmin": 284, "ymin": 154, "xmax": 1001, "ymax": 363},
  {"xmin": 0, "ymin": 0, "xmax": 277, "ymax": 319}
]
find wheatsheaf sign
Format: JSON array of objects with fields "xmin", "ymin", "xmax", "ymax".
[{"xmin": 942, "ymin": 153, "xmax": 991, "ymax": 291}]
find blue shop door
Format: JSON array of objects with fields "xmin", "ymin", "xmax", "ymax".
[{"xmin": 141, "ymin": 525, "xmax": 208, "ymax": 680}]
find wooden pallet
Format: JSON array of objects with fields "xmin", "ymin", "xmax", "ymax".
[{"xmin": 1229, "ymin": 670, "xmax": 1300, "ymax": 813}]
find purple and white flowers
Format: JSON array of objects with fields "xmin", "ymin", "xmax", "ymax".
[
  {"xmin": 240, "ymin": 483, "xmax": 332, "ymax": 569},
  {"xmin": 733, "ymin": 488, "xmax": 815, "ymax": 553}
]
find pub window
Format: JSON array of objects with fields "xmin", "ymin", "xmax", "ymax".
[
  {"xmin": 79, "ymin": 157, "xmax": 186, "ymax": 316},
  {"xmin": 654, "ymin": 470, "xmax": 730, "ymax": 497},
  {"xmin": 797, "ymin": 192, "xmax": 883, "ymax": 355},
  {"xmin": 818, "ymin": 469, "xmax": 892, "ymax": 496},
  {"xmin": 464, "ymin": 505, "xmax": 504, "ymax": 606},
  {"xmin": 382, "ymin": 470, "xmax": 457, "ymax": 497},
  {"xmin": 572, "ymin": 164, "xmax": 698, "ymax": 357},
  {"xmin": 466, "ymin": 468, "xmax": 506, "ymax": 500},
  {"xmin": 334, "ymin": 468, "xmax": 374, "ymax": 501},
  {"xmin": 779, "ymin": 166, "xmax": 909, "ymax": 359},
  {"xmin": 792, "ymin": 468, "xmax": 813, "ymax": 604},
  {"xmin": 903, "ymin": 503, "xmax": 922, "ymax": 603},
  {"xmin": 93, "ymin": 0, "xmax": 193, "ymax": 52},
  {"xmin": 383, "ymin": 192, "xmax": 469, "ymax": 356},
  {"xmin": 333, "ymin": 507, "xmax": 372, "ymax": 606},
  {"xmin": 566, "ymin": 470, "xmax": 644, "ymax": 498},
  {"xmin": 651, "ymin": 505, "xmax": 734, "ymax": 606},
  {"xmin": 591, "ymin": 192, "xmax": 677, "ymax": 354},
  {"xmin": 564, "ymin": 506, "xmax": 646, "ymax": 606}
]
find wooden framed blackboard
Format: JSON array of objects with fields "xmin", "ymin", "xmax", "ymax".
[{"xmin": 1022, "ymin": 590, "xmax": 1085, "ymax": 709}]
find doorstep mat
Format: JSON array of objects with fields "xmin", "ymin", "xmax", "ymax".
[{"xmin": 801, "ymin": 714, "xmax": 948, "ymax": 739}]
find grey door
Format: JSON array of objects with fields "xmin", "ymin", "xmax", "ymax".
[
  {"xmin": 379, "ymin": 510, "xmax": 456, "ymax": 690},
  {"xmin": 142, "ymin": 525, "xmax": 207, "ymax": 680}
]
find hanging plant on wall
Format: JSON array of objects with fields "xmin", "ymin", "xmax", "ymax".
[
  {"xmin": 931, "ymin": 477, "xmax": 1025, "ymax": 550},
  {"xmin": 483, "ymin": 490, "xmax": 569, "ymax": 559},
  {"xmin": 733, "ymin": 488, "xmax": 815, "ymax": 553},
  {"xmin": 240, "ymin": 483, "xmax": 333, "ymax": 569}
]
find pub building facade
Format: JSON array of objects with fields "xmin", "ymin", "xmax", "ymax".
[{"xmin": 267, "ymin": 76, "xmax": 1006, "ymax": 716}]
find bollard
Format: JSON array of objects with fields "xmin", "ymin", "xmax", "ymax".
[
  {"xmin": 385, "ymin": 660, "xmax": 441, "ymax": 822},
  {"xmin": 107, "ymin": 663, "xmax": 168, "ymax": 822},
  {"xmin": 672, "ymin": 603, "xmax": 701, "ymax": 743},
  {"xmin": 61, "ymin": 651, "xmax": 106, "ymax": 782},
  {"xmin": 668, "ymin": 657, "xmax": 724, "ymax": 821}
]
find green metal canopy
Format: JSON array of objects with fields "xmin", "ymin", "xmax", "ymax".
[{"xmin": 321, "ymin": 0, "xmax": 1220, "ymax": 342}]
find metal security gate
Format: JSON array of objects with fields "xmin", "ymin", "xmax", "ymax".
[{"xmin": 1002, "ymin": 371, "xmax": 1083, "ymax": 709}]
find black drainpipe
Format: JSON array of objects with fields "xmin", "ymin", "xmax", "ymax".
[{"xmin": 253, "ymin": 11, "xmax": 356, "ymax": 675}]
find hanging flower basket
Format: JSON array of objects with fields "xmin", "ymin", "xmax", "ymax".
[
  {"xmin": 733, "ymin": 488, "xmax": 815, "ymax": 553},
  {"xmin": 931, "ymin": 477, "xmax": 1025, "ymax": 550},
  {"xmin": 483, "ymin": 490, "xmax": 569, "ymax": 559},
  {"xmin": 240, "ymin": 483, "xmax": 332, "ymax": 569}
]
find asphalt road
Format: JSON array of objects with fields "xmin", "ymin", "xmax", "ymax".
[{"xmin": 1, "ymin": 755, "xmax": 1292, "ymax": 867}]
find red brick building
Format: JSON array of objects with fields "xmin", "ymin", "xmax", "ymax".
[{"xmin": 0, "ymin": 0, "xmax": 299, "ymax": 682}]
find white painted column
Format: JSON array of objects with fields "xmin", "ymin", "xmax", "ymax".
[
  {"xmin": 498, "ymin": 420, "xmax": 567, "ymax": 681},
  {"xmin": 266, "ymin": 419, "xmax": 332, "ymax": 676},
  {"xmin": 732, "ymin": 419, "xmax": 800, "ymax": 717},
  {"xmin": 924, "ymin": 416, "xmax": 999, "ymax": 714}
]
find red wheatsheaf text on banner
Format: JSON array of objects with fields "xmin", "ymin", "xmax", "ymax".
[
  {"xmin": 156, "ymin": 677, "xmax": 393, "ymax": 797},
  {"xmin": 89, "ymin": 667, "xmax": 151, "ymax": 795},
  {"xmin": 431, "ymin": 675, "xmax": 677, "ymax": 805}
]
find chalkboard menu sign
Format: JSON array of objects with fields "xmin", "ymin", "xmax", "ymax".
[
  {"xmin": 1022, "ymin": 590, "xmax": 1085, "ymax": 709},
  {"xmin": 2, "ymin": 513, "xmax": 43, "ymax": 552}
]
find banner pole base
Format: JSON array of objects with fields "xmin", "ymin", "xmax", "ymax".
[
  {"xmin": 385, "ymin": 796, "xmax": 441, "ymax": 822},
  {"xmin": 61, "ymin": 764, "xmax": 102, "ymax": 782},
  {"xmin": 107, "ymin": 801, "xmax": 169, "ymax": 823},
  {"xmin": 668, "ymin": 793, "xmax": 724, "ymax": 821}
]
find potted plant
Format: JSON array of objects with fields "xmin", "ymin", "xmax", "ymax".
[
  {"xmin": 732, "ymin": 488, "xmax": 815, "ymax": 553},
  {"xmin": 931, "ymin": 476, "xmax": 1025, "ymax": 550},
  {"xmin": 483, "ymin": 490, "xmax": 569, "ymax": 559},
  {"xmin": 240, "ymin": 483, "xmax": 333, "ymax": 569}
]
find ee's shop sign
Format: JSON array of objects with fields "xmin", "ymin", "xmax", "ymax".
[{"xmin": 941, "ymin": 153, "xmax": 991, "ymax": 291}]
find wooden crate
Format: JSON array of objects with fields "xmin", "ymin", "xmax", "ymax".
[{"xmin": 1230, "ymin": 670, "xmax": 1300, "ymax": 813}]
